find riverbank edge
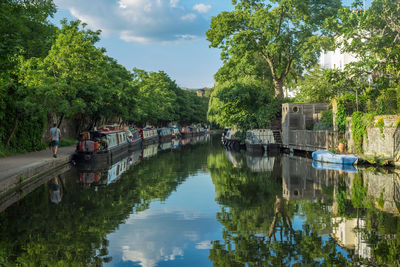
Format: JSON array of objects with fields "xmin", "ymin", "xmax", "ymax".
[
  {"xmin": 0, "ymin": 153, "xmax": 74, "ymax": 202},
  {"xmin": 281, "ymin": 147, "xmax": 398, "ymax": 168}
]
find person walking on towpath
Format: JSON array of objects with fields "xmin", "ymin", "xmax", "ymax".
[{"xmin": 49, "ymin": 123, "xmax": 61, "ymax": 158}]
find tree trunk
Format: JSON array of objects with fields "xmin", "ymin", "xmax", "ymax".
[
  {"xmin": 6, "ymin": 115, "xmax": 19, "ymax": 147},
  {"xmin": 273, "ymin": 79, "xmax": 284, "ymax": 98},
  {"xmin": 57, "ymin": 113, "xmax": 64, "ymax": 128}
]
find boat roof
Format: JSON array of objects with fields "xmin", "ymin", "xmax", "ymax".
[{"xmin": 97, "ymin": 129, "xmax": 125, "ymax": 134}]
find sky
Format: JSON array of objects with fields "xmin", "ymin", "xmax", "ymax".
[
  {"xmin": 51, "ymin": 0, "xmax": 234, "ymax": 89},
  {"xmin": 51, "ymin": 0, "xmax": 368, "ymax": 89}
]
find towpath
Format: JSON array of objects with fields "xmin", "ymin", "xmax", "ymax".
[{"xmin": 0, "ymin": 146, "xmax": 76, "ymax": 196}]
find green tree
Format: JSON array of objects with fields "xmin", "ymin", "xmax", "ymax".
[
  {"xmin": 207, "ymin": 81, "xmax": 280, "ymax": 129},
  {"xmin": 133, "ymin": 69, "xmax": 178, "ymax": 126},
  {"xmin": 207, "ymin": 0, "xmax": 341, "ymax": 97},
  {"xmin": 100, "ymin": 56, "xmax": 136, "ymax": 124},
  {"xmin": 295, "ymin": 66, "xmax": 350, "ymax": 103},
  {"xmin": 338, "ymin": 0, "xmax": 400, "ymax": 91},
  {"xmin": 0, "ymin": 0, "xmax": 57, "ymax": 150},
  {"xmin": 21, "ymin": 20, "xmax": 106, "ymax": 127}
]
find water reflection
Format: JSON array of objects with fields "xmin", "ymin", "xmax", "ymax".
[
  {"xmin": 48, "ymin": 176, "xmax": 63, "ymax": 204},
  {"xmin": 78, "ymin": 156, "xmax": 129, "ymax": 188},
  {"xmin": 208, "ymin": 151, "xmax": 400, "ymax": 266},
  {"xmin": 0, "ymin": 136, "xmax": 400, "ymax": 266},
  {"xmin": 142, "ymin": 143, "xmax": 158, "ymax": 159}
]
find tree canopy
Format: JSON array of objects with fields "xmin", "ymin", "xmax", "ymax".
[
  {"xmin": 207, "ymin": 0, "xmax": 342, "ymax": 97},
  {"xmin": 0, "ymin": 1, "xmax": 209, "ymax": 153},
  {"xmin": 208, "ymin": 80, "xmax": 281, "ymax": 130}
]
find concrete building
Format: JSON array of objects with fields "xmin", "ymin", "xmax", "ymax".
[{"xmin": 281, "ymin": 103, "xmax": 337, "ymax": 151}]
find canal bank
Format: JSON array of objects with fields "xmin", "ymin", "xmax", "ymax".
[{"xmin": 0, "ymin": 145, "xmax": 76, "ymax": 201}]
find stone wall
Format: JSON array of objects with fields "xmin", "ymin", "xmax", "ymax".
[
  {"xmin": 346, "ymin": 115, "xmax": 400, "ymax": 161},
  {"xmin": 362, "ymin": 171, "xmax": 400, "ymax": 215},
  {"xmin": 43, "ymin": 117, "xmax": 79, "ymax": 142}
]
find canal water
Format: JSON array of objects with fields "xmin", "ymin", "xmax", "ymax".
[{"xmin": 1, "ymin": 135, "xmax": 400, "ymax": 266}]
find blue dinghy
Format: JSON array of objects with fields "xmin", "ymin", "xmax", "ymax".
[
  {"xmin": 312, "ymin": 150, "xmax": 358, "ymax": 165},
  {"xmin": 312, "ymin": 161, "xmax": 357, "ymax": 173}
]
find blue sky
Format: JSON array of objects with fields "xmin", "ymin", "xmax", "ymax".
[
  {"xmin": 51, "ymin": 0, "xmax": 368, "ymax": 89},
  {"xmin": 52, "ymin": 0, "xmax": 234, "ymax": 89}
]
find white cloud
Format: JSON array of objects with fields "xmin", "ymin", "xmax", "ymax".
[
  {"xmin": 193, "ymin": 3, "xmax": 212, "ymax": 14},
  {"xmin": 169, "ymin": 0, "xmax": 179, "ymax": 8},
  {"xmin": 181, "ymin": 13, "xmax": 197, "ymax": 22},
  {"xmin": 54, "ymin": 0, "xmax": 209, "ymax": 43},
  {"xmin": 108, "ymin": 207, "xmax": 217, "ymax": 266},
  {"xmin": 195, "ymin": 240, "xmax": 212, "ymax": 250}
]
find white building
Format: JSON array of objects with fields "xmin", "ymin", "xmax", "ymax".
[{"xmin": 319, "ymin": 37, "xmax": 359, "ymax": 70}]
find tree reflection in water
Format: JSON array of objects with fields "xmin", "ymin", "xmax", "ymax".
[
  {"xmin": 0, "ymin": 138, "xmax": 216, "ymax": 266},
  {"xmin": 1, "ymin": 139, "xmax": 400, "ymax": 266},
  {"xmin": 208, "ymin": 151, "xmax": 352, "ymax": 265}
]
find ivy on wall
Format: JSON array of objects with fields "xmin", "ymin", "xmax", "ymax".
[
  {"xmin": 351, "ymin": 112, "xmax": 375, "ymax": 154},
  {"xmin": 1, "ymin": 111, "xmax": 47, "ymax": 153},
  {"xmin": 336, "ymin": 99, "xmax": 347, "ymax": 134}
]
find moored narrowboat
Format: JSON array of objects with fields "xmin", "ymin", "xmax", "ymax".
[
  {"xmin": 140, "ymin": 126, "xmax": 159, "ymax": 144},
  {"xmin": 180, "ymin": 126, "xmax": 192, "ymax": 137},
  {"xmin": 75, "ymin": 127, "xmax": 130, "ymax": 162},
  {"xmin": 245, "ymin": 129, "xmax": 277, "ymax": 152},
  {"xmin": 222, "ymin": 128, "xmax": 241, "ymax": 150},
  {"xmin": 168, "ymin": 126, "xmax": 181, "ymax": 138},
  {"xmin": 158, "ymin": 127, "xmax": 172, "ymax": 142},
  {"xmin": 126, "ymin": 127, "xmax": 143, "ymax": 151}
]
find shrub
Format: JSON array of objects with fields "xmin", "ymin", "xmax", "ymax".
[
  {"xmin": 314, "ymin": 109, "xmax": 333, "ymax": 130},
  {"xmin": 376, "ymin": 89, "xmax": 397, "ymax": 115}
]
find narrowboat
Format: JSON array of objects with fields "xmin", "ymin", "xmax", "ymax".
[
  {"xmin": 75, "ymin": 127, "xmax": 130, "ymax": 162},
  {"xmin": 140, "ymin": 126, "xmax": 159, "ymax": 145},
  {"xmin": 168, "ymin": 126, "xmax": 181, "ymax": 138},
  {"xmin": 180, "ymin": 126, "xmax": 192, "ymax": 137},
  {"xmin": 126, "ymin": 127, "xmax": 143, "ymax": 151},
  {"xmin": 245, "ymin": 129, "xmax": 278, "ymax": 152},
  {"xmin": 222, "ymin": 128, "xmax": 241, "ymax": 150},
  {"xmin": 158, "ymin": 127, "xmax": 172, "ymax": 142},
  {"xmin": 192, "ymin": 126, "xmax": 200, "ymax": 136}
]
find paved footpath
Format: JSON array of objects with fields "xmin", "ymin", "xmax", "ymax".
[{"xmin": 0, "ymin": 146, "xmax": 76, "ymax": 195}]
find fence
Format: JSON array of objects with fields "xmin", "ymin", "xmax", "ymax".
[{"xmin": 285, "ymin": 130, "xmax": 339, "ymax": 152}]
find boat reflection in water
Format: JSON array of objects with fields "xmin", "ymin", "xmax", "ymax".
[
  {"xmin": 171, "ymin": 138, "xmax": 180, "ymax": 149},
  {"xmin": 245, "ymin": 150, "xmax": 275, "ymax": 173},
  {"xmin": 180, "ymin": 137, "xmax": 191, "ymax": 146},
  {"xmin": 3, "ymin": 134, "xmax": 400, "ymax": 266},
  {"xmin": 158, "ymin": 141, "xmax": 172, "ymax": 152},
  {"xmin": 192, "ymin": 134, "xmax": 210, "ymax": 144},
  {"xmin": 142, "ymin": 143, "xmax": 159, "ymax": 159},
  {"xmin": 78, "ymin": 156, "xmax": 130, "ymax": 188},
  {"xmin": 77, "ymin": 149, "xmax": 143, "ymax": 189}
]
